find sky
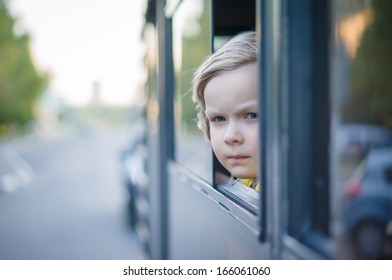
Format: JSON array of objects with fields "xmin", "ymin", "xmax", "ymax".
[{"xmin": 9, "ymin": 0, "xmax": 146, "ymax": 107}]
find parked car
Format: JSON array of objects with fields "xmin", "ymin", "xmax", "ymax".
[
  {"xmin": 343, "ymin": 147, "xmax": 392, "ymax": 259},
  {"xmin": 337, "ymin": 124, "xmax": 392, "ymax": 160}
]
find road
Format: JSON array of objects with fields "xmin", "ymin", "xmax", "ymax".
[{"xmin": 0, "ymin": 122, "xmax": 146, "ymax": 260}]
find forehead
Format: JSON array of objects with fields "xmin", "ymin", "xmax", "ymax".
[{"xmin": 204, "ymin": 63, "xmax": 258, "ymax": 108}]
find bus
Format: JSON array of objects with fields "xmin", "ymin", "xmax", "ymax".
[{"xmin": 122, "ymin": 0, "xmax": 392, "ymax": 259}]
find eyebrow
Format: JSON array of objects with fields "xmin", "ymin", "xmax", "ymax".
[
  {"xmin": 204, "ymin": 108, "xmax": 222, "ymax": 117},
  {"xmin": 205, "ymin": 100, "xmax": 258, "ymax": 117},
  {"xmin": 235, "ymin": 100, "xmax": 258, "ymax": 111}
]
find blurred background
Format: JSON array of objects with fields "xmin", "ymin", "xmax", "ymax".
[{"xmin": 0, "ymin": 0, "xmax": 147, "ymax": 259}]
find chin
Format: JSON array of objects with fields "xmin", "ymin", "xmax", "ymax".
[{"xmin": 230, "ymin": 170, "xmax": 256, "ymax": 180}]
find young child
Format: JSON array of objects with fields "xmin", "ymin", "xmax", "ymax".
[{"xmin": 192, "ymin": 31, "xmax": 259, "ymax": 191}]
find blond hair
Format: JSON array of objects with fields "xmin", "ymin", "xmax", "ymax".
[{"xmin": 192, "ymin": 31, "xmax": 258, "ymax": 140}]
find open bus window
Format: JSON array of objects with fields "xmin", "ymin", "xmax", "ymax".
[
  {"xmin": 209, "ymin": 32, "xmax": 260, "ymax": 214},
  {"xmin": 332, "ymin": 0, "xmax": 392, "ymax": 259},
  {"xmin": 209, "ymin": 0, "xmax": 259, "ymax": 214},
  {"xmin": 172, "ymin": 0, "xmax": 212, "ymax": 183}
]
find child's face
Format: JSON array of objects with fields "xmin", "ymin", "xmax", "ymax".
[{"xmin": 204, "ymin": 63, "xmax": 258, "ymax": 180}]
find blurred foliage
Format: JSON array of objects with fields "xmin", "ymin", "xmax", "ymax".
[
  {"xmin": 344, "ymin": 0, "xmax": 392, "ymax": 127},
  {"xmin": 0, "ymin": 0, "xmax": 46, "ymax": 128}
]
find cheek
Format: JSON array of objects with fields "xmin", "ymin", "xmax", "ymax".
[
  {"xmin": 210, "ymin": 130, "xmax": 223, "ymax": 156},
  {"xmin": 250, "ymin": 128, "xmax": 259, "ymax": 153}
]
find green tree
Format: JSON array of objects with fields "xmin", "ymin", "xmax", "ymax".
[{"xmin": 0, "ymin": 0, "xmax": 45, "ymax": 127}]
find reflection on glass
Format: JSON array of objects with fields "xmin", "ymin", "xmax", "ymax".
[
  {"xmin": 172, "ymin": 0, "xmax": 212, "ymax": 183},
  {"xmin": 144, "ymin": 23, "xmax": 158, "ymax": 130},
  {"xmin": 334, "ymin": 0, "xmax": 392, "ymax": 259}
]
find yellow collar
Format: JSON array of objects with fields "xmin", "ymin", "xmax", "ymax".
[{"xmin": 239, "ymin": 179, "xmax": 260, "ymax": 191}]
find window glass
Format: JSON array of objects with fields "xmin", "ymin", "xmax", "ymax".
[
  {"xmin": 283, "ymin": 0, "xmax": 330, "ymax": 247},
  {"xmin": 144, "ymin": 23, "xmax": 158, "ymax": 130},
  {"xmin": 172, "ymin": 0, "xmax": 212, "ymax": 183},
  {"xmin": 332, "ymin": 0, "xmax": 392, "ymax": 259}
]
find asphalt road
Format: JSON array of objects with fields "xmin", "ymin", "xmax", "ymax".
[{"xmin": 0, "ymin": 124, "xmax": 146, "ymax": 260}]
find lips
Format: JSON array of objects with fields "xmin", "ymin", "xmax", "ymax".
[
  {"xmin": 227, "ymin": 155, "xmax": 249, "ymax": 163},
  {"xmin": 228, "ymin": 155, "xmax": 248, "ymax": 159}
]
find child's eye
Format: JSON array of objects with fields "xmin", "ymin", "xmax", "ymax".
[
  {"xmin": 211, "ymin": 116, "xmax": 225, "ymax": 123},
  {"xmin": 245, "ymin": 113, "xmax": 257, "ymax": 119}
]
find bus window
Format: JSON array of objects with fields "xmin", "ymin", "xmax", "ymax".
[
  {"xmin": 332, "ymin": 0, "xmax": 392, "ymax": 259},
  {"xmin": 209, "ymin": 1, "xmax": 259, "ymax": 215},
  {"xmin": 172, "ymin": 0, "xmax": 212, "ymax": 183},
  {"xmin": 212, "ymin": 34, "xmax": 260, "ymax": 215}
]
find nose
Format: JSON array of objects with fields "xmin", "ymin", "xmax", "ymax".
[{"xmin": 224, "ymin": 120, "xmax": 244, "ymax": 145}]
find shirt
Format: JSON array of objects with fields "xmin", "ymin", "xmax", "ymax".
[{"xmin": 239, "ymin": 178, "xmax": 260, "ymax": 191}]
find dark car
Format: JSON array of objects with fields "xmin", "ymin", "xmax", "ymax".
[
  {"xmin": 343, "ymin": 147, "xmax": 392, "ymax": 259},
  {"xmin": 337, "ymin": 124, "xmax": 392, "ymax": 160}
]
